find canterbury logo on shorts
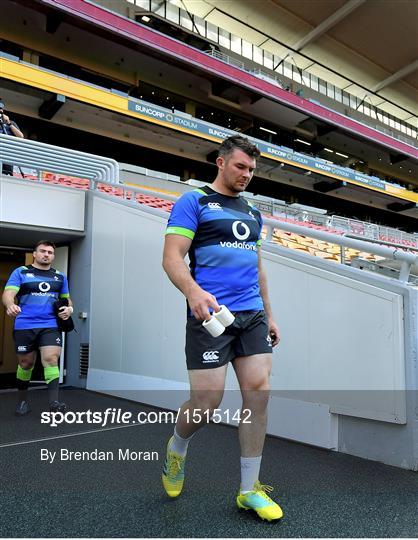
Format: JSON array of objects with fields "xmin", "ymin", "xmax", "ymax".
[{"xmin": 202, "ymin": 351, "xmax": 220, "ymax": 363}]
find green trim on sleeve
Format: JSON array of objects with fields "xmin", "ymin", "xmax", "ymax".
[
  {"xmin": 165, "ymin": 226, "xmax": 195, "ymax": 240},
  {"xmin": 4, "ymin": 285, "xmax": 20, "ymax": 291},
  {"xmin": 59, "ymin": 293, "xmax": 70, "ymax": 298},
  {"xmin": 256, "ymin": 239, "xmax": 262, "ymax": 247},
  {"xmin": 193, "ymin": 188, "xmax": 207, "ymax": 195}
]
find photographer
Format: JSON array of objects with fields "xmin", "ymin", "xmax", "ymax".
[{"xmin": 0, "ymin": 98, "xmax": 24, "ymax": 176}]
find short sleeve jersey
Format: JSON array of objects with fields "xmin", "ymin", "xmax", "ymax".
[
  {"xmin": 166, "ymin": 186, "xmax": 264, "ymax": 312},
  {"xmin": 1, "ymin": 121, "xmax": 20, "ymax": 136},
  {"xmin": 5, "ymin": 265, "xmax": 70, "ymax": 330}
]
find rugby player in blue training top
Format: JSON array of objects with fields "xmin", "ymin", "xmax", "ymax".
[
  {"xmin": 2, "ymin": 240, "xmax": 73, "ymax": 416},
  {"xmin": 162, "ymin": 135, "xmax": 283, "ymax": 521}
]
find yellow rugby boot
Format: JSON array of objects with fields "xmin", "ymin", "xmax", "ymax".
[
  {"xmin": 161, "ymin": 437, "xmax": 186, "ymax": 498},
  {"xmin": 236, "ymin": 481, "xmax": 284, "ymax": 521}
]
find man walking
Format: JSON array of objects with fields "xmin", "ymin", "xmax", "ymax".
[
  {"xmin": 2, "ymin": 240, "xmax": 73, "ymax": 415},
  {"xmin": 162, "ymin": 135, "xmax": 283, "ymax": 521}
]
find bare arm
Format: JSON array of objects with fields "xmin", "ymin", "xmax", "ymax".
[
  {"xmin": 9, "ymin": 123, "xmax": 24, "ymax": 138},
  {"xmin": 258, "ymin": 250, "xmax": 280, "ymax": 346},
  {"xmin": 163, "ymin": 234, "xmax": 219, "ymax": 320},
  {"xmin": 2, "ymin": 115, "xmax": 24, "ymax": 138},
  {"xmin": 2, "ymin": 289, "xmax": 21, "ymax": 317}
]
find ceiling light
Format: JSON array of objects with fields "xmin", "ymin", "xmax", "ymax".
[
  {"xmin": 141, "ymin": 15, "xmax": 150, "ymax": 22},
  {"xmin": 295, "ymin": 138, "xmax": 311, "ymax": 146},
  {"xmin": 260, "ymin": 126, "xmax": 277, "ymax": 135},
  {"xmin": 324, "ymin": 148, "xmax": 334, "ymax": 153},
  {"xmin": 335, "ymin": 152, "xmax": 349, "ymax": 158}
]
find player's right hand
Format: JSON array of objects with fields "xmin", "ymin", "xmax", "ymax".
[
  {"xmin": 6, "ymin": 304, "xmax": 21, "ymax": 317},
  {"xmin": 187, "ymin": 286, "xmax": 220, "ymax": 321}
]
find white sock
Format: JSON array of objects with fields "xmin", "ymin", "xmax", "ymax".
[
  {"xmin": 170, "ymin": 427, "xmax": 194, "ymax": 457},
  {"xmin": 240, "ymin": 455, "xmax": 262, "ymax": 493}
]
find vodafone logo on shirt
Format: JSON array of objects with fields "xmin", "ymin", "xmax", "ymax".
[
  {"xmin": 39, "ymin": 282, "xmax": 51, "ymax": 292},
  {"xmin": 32, "ymin": 281, "xmax": 55, "ymax": 297},
  {"xmin": 219, "ymin": 220, "xmax": 256, "ymax": 251},
  {"xmin": 232, "ymin": 221, "xmax": 250, "ymax": 241}
]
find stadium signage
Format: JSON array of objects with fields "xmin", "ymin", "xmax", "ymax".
[
  {"xmin": 133, "ymin": 104, "xmax": 166, "ymax": 118},
  {"xmin": 128, "ymin": 99, "xmax": 412, "ymax": 202},
  {"xmin": 1, "ymin": 55, "xmax": 414, "ymax": 204}
]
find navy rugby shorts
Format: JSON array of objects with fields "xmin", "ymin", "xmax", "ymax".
[
  {"xmin": 13, "ymin": 328, "xmax": 62, "ymax": 354},
  {"xmin": 185, "ymin": 310, "xmax": 272, "ymax": 370}
]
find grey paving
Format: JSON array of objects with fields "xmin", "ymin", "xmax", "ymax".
[{"xmin": 0, "ymin": 388, "xmax": 417, "ymax": 538}]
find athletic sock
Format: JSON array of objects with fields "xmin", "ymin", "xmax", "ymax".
[
  {"xmin": 170, "ymin": 427, "xmax": 194, "ymax": 457},
  {"xmin": 44, "ymin": 366, "xmax": 60, "ymax": 403},
  {"xmin": 16, "ymin": 365, "xmax": 33, "ymax": 402},
  {"xmin": 240, "ymin": 455, "xmax": 262, "ymax": 493}
]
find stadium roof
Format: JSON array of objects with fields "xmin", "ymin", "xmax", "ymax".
[{"xmin": 164, "ymin": 0, "xmax": 417, "ymax": 121}]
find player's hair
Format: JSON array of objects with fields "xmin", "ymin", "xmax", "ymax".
[
  {"xmin": 34, "ymin": 240, "xmax": 56, "ymax": 251},
  {"xmin": 218, "ymin": 135, "xmax": 260, "ymax": 160}
]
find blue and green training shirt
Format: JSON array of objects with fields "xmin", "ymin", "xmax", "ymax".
[
  {"xmin": 5, "ymin": 265, "xmax": 70, "ymax": 330},
  {"xmin": 166, "ymin": 185, "xmax": 264, "ymax": 312}
]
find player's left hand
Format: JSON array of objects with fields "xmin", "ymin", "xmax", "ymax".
[
  {"xmin": 268, "ymin": 318, "xmax": 280, "ymax": 347},
  {"xmin": 58, "ymin": 306, "xmax": 73, "ymax": 320}
]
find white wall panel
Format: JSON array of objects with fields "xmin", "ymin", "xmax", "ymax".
[
  {"xmin": 264, "ymin": 252, "xmax": 405, "ymax": 423},
  {"xmin": 88, "ymin": 196, "xmax": 188, "ymax": 388},
  {"xmin": 89, "ymin": 198, "xmax": 125, "ymax": 373},
  {"xmin": 0, "ymin": 177, "xmax": 85, "ymax": 231}
]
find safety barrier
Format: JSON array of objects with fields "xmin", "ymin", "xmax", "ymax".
[
  {"xmin": 0, "ymin": 134, "xmax": 119, "ymax": 184},
  {"xmin": 330, "ymin": 216, "xmax": 418, "ymax": 249},
  {"xmin": 245, "ymin": 196, "xmax": 418, "ymax": 250},
  {"xmin": 89, "ymin": 179, "xmax": 418, "ymax": 284},
  {"xmin": 2, "ymin": 145, "xmax": 416, "ymax": 282}
]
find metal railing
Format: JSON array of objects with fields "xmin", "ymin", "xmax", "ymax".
[
  {"xmin": 0, "ymin": 135, "xmax": 119, "ymax": 184},
  {"xmin": 245, "ymin": 196, "xmax": 418, "ymax": 249},
  {"xmin": 1, "ymin": 133, "xmax": 416, "ymax": 250},
  {"xmin": 261, "ymin": 217, "xmax": 417, "ymax": 283},
  {"xmin": 88, "ymin": 180, "xmax": 418, "ymax": 283},
  {"xmin": 2, "ymin": 166, "xmax": 417, "ymax": 282},
  {"xmin": 330, "ymin": 216, "xmax": 418, "ymax": 248},
  {"xmin": 203, "ymin": 50, "xmax": 417, "ymax": 146}
]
